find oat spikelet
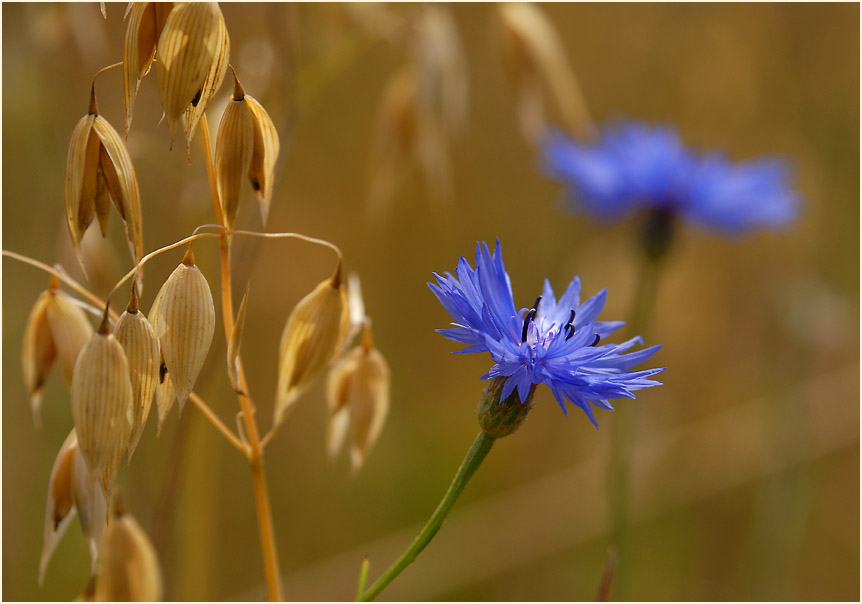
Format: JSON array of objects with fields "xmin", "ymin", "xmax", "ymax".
[
  {"xmin": 326, "ymin": 325, "xmax": 390, "ymax": 472},
  {"xmin": 156, "ymin": 2, "xmax": 229, "ymax": 147},
  {"xmin": 154, "ymin": 354, "xmax": 176, "ymax": 436},
  {"xmin": 149, "ymin": 246, "xmax": 215, "ymax": 412},
  {"xmin": 94, "ymin": 510, "xmax": 163, "ymax": 602},
  {"xmin": 274, "ymin": 267, "xmax": 349, "ymax": 425},
  {"xmin": 70, "ymin": 321, "xmax": 134, "ymax": 479},
  {"xmin": 245, "ymin": 94, "xmax": 280, "ymax": 225},
  {"xmin": 215, "ymin": 75, "xmax": 254, "ymax": 231},
  {"xmin": 39, "ymin": 431, "xmax": 106, "ymax": 586},
  {"xmin": 497, "ymin": 3, "xmax": 594, "ymax": 143},
  {"xmin": 65, "ymin": 89, "xmax": 144, "ymax": 280},
  {"xmin": 181, "ymin": 6, "xmax": 230, "ymax": 155},
  {"xmin": 113, "ymin": 290, "xmax": 160, "ymax": 460},
  {"xmin": 123, "ymin": 2, "xmax": 173, "ymax": 136}
]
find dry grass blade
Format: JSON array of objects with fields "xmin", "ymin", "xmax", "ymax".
[
  {"xmin": 22, "ymin": 289, "xmax": 56, "ymax": 427},
  {"xmin": 123, "ymin": 2, "xmax": 173, "ymax": 136},
  {"xmin": 157, "ymin": 2, "xmax": 226, "ymax": 145},
  {"xmin": 216, "ymin": 78, "xmax": 254, "ymax": 231},
  {"xmin": 70, "ymin": 329, "xmax": 134, "ymax": 479},
  {"xmin": 275, "ymin": 268, "xmax": 349, "ymax": 426},
  {"xmin": 149, "ymin": 248, "xmax": 215, "ymax": 413},
  {"xmin": 246, "ymin": 94, "xmax": 280, "ymax": 225},
  {"xmin": 94, "ymin": 511, "xmax": 163, "ymax": 602},
  {"xmin": 227, "ymin": 285, "xmax": 250, "ymax": 392},
  {"xmin": 113, "ymin": 293, "xmax": 160, "ymax": 461}
]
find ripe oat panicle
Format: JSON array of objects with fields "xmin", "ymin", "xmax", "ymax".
[
  {"xmin": 149, "ymin": 245, "xmax": 216, "ymax": 415},
  {"xmin": 274, "ymin": 264, "xmax": 350, "ymax": 426},
  {"xmin": 113, "ymin": 287, "xmax": 160, "ymax": 461},
  {"xmin": 122, "ymin": 2, "xmax": 174, "ymax": 136},
  {"xmin": 22, "ymin": 275, "xmax": 94, "ymax": 427},
  {"xmin": 156, "ymin": 2, "xmax": 229, "ymax": 149}
]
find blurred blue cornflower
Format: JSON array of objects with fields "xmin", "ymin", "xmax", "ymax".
[
  {"xmin": 429, "ymin": 241, "xmax": 663, "ymax": 426},
  {"xmin": 542, "ymin": 122, "xmax": 799, "ymax": 235}
]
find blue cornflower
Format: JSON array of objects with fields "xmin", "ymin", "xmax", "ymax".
[
  {"xmin": 429, "ymin": 241, "xmax": 663, "ymax": 427},
  {"xmin": 542, "ymin": 122, "xmax": 799, "ymax": 235}
]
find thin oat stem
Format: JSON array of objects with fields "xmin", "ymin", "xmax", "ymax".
[
  {"xmin": 200, "ymin": 112, "xmax": 284, "ymax": 602},
  {"xmin": 230, "ymin": 230, "xmax": 343, "ymax": 264},
  {"xmin": 188, "ymin": 392, "xmax": 248, "ymax": 456}
]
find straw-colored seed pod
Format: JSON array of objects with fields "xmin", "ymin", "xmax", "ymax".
[
  {"xmin": 122, "ymin": 2, "xmax": 174, "ymax": 136},
  {"xmin": 246, "ymin": 94, "xmax": 280, "ymax": 225},
  {"xmin": 113, "ymin": 292, "xmax": 159, "ymax": 460},
  {"xmin": 39, "ymin": 431, "xmax": 106, "ymax": 586},
  {"xmin": 181, "ymin": 6, "xmax": 229, "ymax": 154},
  {"xmin": 154, "ymin": 355, "xmax": 175, "ymax": 435},
  {"xmin": 215, "ymin": 76, "xmax": 254, "ymax": 231},
  {"xmin": 149, "ymin": 247, "xmax": 215, "ymax": 413},
  {"xmin": 157, "ymin": 2, "xmax": 229, "ymax": 146},
  {"xmin": 94, "ymin": 510, "xmax": 163, "ymax": 602},
  {"xmin": 23, "ymin": 277, "xmax": 95, "ymax": 427},
  {"xmin": 326, "ymin": 326, "xmax": 390, "ymax": 472},
  {"xmin": 70, "ymin": 324, "xmax": 134, "ymax": 478},
  {"xmin": 274, "ymin": 267, "xmax": 349, "ymax": 425},
  {"xmin": 65, "ymin": 89, "xmax": 144, "ymax": 278}
]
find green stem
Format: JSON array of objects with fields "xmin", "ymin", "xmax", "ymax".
[
  {"xmin": 358, "ymin": 431, "xmax": 496, "ymax": 601},
  {"xmin": 609, "ymin": 257, "xmax": 661, "ymax": 601}
]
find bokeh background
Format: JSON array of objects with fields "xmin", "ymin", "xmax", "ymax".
[{"xmin": 3, "ymin": 3, "xmax": 858, "ymax": 601}]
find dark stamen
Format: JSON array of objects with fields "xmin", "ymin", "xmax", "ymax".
[
  {"xmin": 533, "ymin": 296, "xmax": 542, "ymax": 313},
  {"xmin": 590, "ymin": 334, "xmax": 601, "ymax": 347},
  {"xmin": 521, "ymin": 307, "xmax": 537, "ymax": 343},
  {"xmin": 565, "ymin": 325, "xmax": 575, "ymax": 340}
]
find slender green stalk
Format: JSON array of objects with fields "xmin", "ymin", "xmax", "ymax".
[
  {"xmin": 356, "ymin": 556, "xmax": 370, "ymax": 600},
  {"xmin": 358, "ymin": 431, "xmax": 496, "ymax": 601},
  {"xmin": 608, "ymin": 257, "xmax": 660, "ymax": 601}
]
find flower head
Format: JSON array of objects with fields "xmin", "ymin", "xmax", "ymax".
[
  {"xmin": 542, "ymin": 122, "xmax": 799, "ymax": 235},
  {"xmin": 429, "ymin": 241, "xmax": 663, "ymax": 427}
]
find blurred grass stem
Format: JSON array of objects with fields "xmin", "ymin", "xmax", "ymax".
[
  {"xmin": 358, "ymin": 431, "xmax": 495, "ymax": 601},
  {"xmin": 201, "ymin": 113, "xmax": 285, "ymax": 601},
  {"xmin": 609, "ymin": 256, "xmax": 661, "ymax": 600}
]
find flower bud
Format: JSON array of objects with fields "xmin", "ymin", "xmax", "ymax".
[
  {"xmin": 113, "ymin": 290, "xmax": 160, "ymax": 460},
  {"xmin": 70, "ymin": 319, "xmax": 134, "ymax": 478},
  {"xmin": 149, "ymin": 246, "xmax": 215, "ymax": 413},
  {"xmin": 275, "ymin": 266, "xmax": 349, "ymax": 425},
  {"xmin": 476, "ymin": 376, "xmax": 537, "ymax": 439},
  {"xmin": 94, "ymin": 509, "xmax": 163, "ymax": 602}
]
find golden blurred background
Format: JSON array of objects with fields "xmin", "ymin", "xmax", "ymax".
[{"xmin": 3, "ymin": 3, "xmax": 858, "ymax": 601}]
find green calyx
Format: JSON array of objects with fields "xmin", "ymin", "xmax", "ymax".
[{"xmin": 477, "ymin": 376, "xmax": 537, "ymax": 439}]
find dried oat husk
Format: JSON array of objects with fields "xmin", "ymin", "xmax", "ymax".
[
  {"xmin": 39, "ymin": 431, "xmax": 106, "ymax": 586},
  {"xmin": 70, "ymin": 316, "xmax": 134, "ymax": 479},
  {"xmin": 23, "ymin": 275, "xmax": 94, "ymax": 427},
  {"xmin": 326, "ymin": 324, "xmax": 390, "ymax": 472},
  {"xmin": 94, "ymin": 509, "xmax": 163, "ymax": 602},
  {"xmin": 122, "ymin": 2, "xmax": 174, "ymax": 136},
  {"xmin": 156, "ymin": 2, "xmax": 229, "ymax": 147},
  {"xmin": 215, "ymin": 75, "xmax": 254, "ymax": 231},
  {"xmin": 497, "ymin": 3, "xmax": 594, "ymax": 144},
  {"xmin": 274, "ymin": 265, "xmax": 349, "ymax": 425},
  {"xmin": 149, "ymin": 246, "xmax": 215, "ymax": 413},
  {"xmin": 154, "ymin": 354, "xmax": 176, "ymax": 436},
  {"xmin": 113, "ymin": 288, "xmax": 160, "ymax": 460},
  {"xmin": 65, "ymin": 87, "xmax": 144, "ymax": 280},
  {"xmin": 245, "ymin": 93, "xmax": 279, "ymax": 225}
]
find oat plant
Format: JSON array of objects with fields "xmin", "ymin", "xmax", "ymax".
[{"xmin": 6, "ymin": 3, "xmax": 390, "ymax": 600}]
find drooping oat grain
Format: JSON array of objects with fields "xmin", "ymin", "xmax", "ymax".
[{"xmin": 94, "ymin": 510, "xmax": 163, "ymax": 602}]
